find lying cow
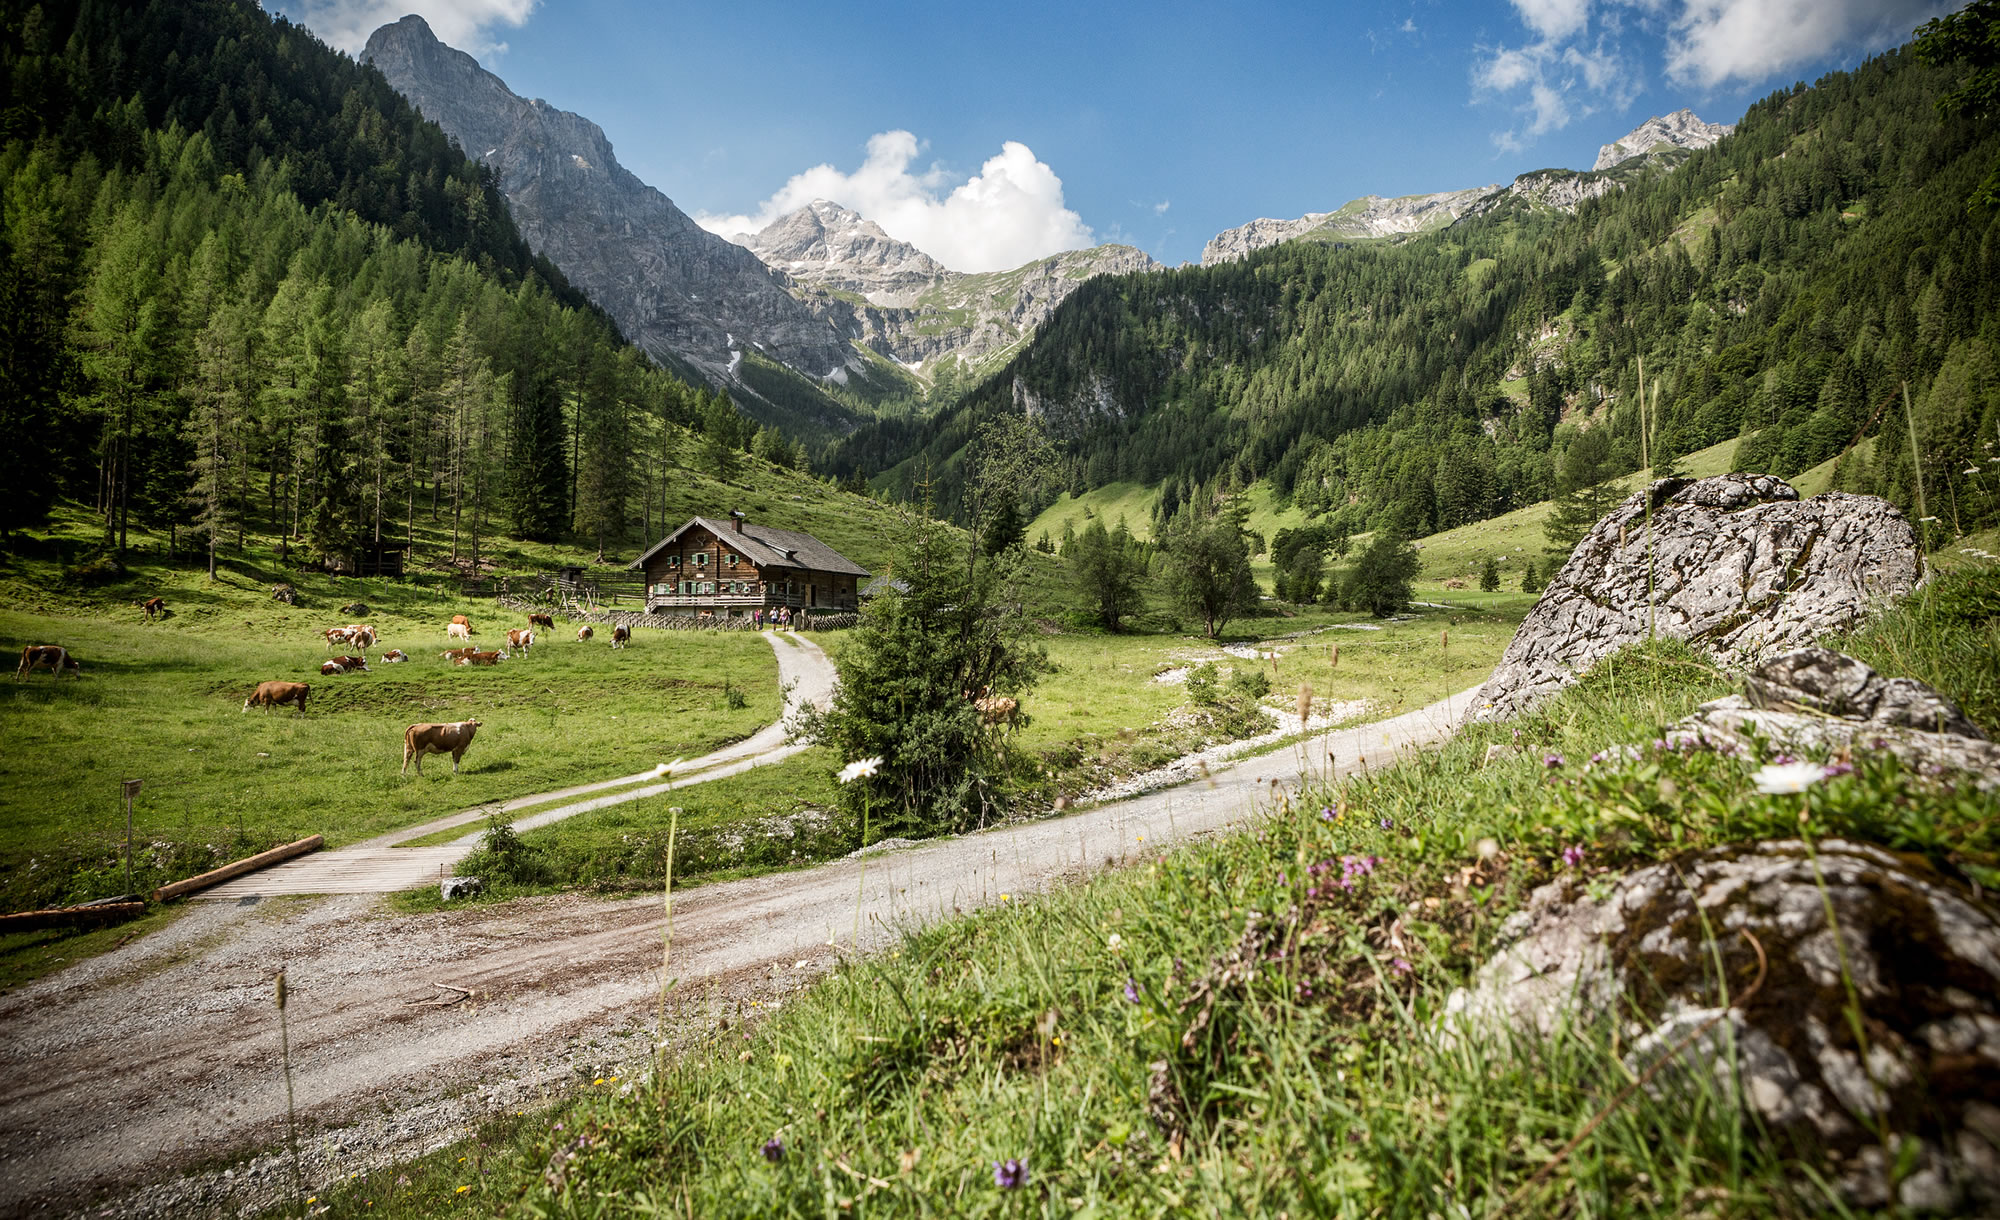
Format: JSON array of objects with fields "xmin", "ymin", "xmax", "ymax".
[
  {"xmin": 243, "ymin": 680, "xmax": 309, "ymax": 713},
  {"xmin": 402, "ymin": 719, "xmax": 481, "ymax": 776},
  {"xmin": 381, "ymin": 650, "xmax": 409, "ymax": 663},
  {"xmin": 442, "ymin": 646, "xmax": 479, "ymax": 661},
  {"xmin": 446, "ymin": 622, "xmax": 472, "ymax": 642},
  {"xmin": 528, "ymin": 613, "xmax": 554, "ymax": 630},
  {"xmin": 17, "ymin": 645, "xmax": 81, "ymax": 680},
  {"xmin": 455, "ymin": 650, "xmax": 507, "ymax": 666},
  {"xmin": 136, "ymin": 597, "xmax": 165, "ymax": 621},
  {"xmin": 611, "ymin": 624, "xmax": 630, "ymax": 650},
  {"xmin": 506, "ymin": 628, "xmax": 535, "ymax": 655},
  {"xmin": 576, "ymin": 625, "xmax": 593, "ymax": 643},
  {"xmin": 321, "ymin": 655, "xmax": 368, "ymax": 675}
]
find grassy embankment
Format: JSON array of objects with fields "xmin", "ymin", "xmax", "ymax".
[{"xmin": 298, "ymin": 564, "xmax": 2000, "ymax": 1219}]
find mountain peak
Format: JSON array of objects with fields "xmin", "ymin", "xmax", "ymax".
[{"xmin": 1593, "ymin": 109, "xmax": 1732, "ymax": 172}]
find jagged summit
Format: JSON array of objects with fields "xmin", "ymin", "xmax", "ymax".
[
  {"xmin": 1594, "ymin": 108, "xmax": 1733, "ymax": 171},
  {"xmin": 734, "ymin": 201, "xmax": 947, "ymax": 304},
  {"xmin": 362, "ymin": 16, "xmax": 856, "ymax": 391}
]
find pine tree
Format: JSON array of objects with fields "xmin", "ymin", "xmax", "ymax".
[{"xmin": 1479, "ymin": 554, "xmax": 1501, "ymax": 592}]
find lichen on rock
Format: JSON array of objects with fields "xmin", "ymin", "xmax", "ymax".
[{"xmin": 1470, "ymin": 474, "xmax": 1922, "ymax": 722}]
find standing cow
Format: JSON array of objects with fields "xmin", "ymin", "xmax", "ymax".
[
  {"xmin": 611, "ymin": 624, "xmax": 630, "ymax": 650},
  {"xmin": 576, "ymin": 625, "xmax": 593, "ymax": 643},
  {"xmin": 402, "ymin": 719, "xmax": 482, "ymax": 775},
  {"xmin": 528, "ymin": 613, "xmax": 555, "ymax": 631},
  {"xmin": 506, "ymin": 628, "xmax": 535, "ymax": 655},
  {"xmin": 136, "ymin": 597, "xmax": 166, "ymax": 621},
  {"xmin": 446, "ymin": 622, "xmax": 472, "ymax": 642}
]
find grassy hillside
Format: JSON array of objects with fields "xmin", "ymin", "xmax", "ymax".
[{"xmin": 306, "ymin": 566, "xmax": 2000, "ymax": 1219}]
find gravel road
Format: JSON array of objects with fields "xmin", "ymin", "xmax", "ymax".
[{"xmin": 0, "ymin": 685, "xmax": 1477, "ymax": 1219}]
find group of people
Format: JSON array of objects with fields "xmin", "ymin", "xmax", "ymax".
[{"xmin": 752, "ymin": 606, "xmax": 797, "ymax": 629}]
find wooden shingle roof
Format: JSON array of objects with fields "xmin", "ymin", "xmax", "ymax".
[{"xmin": 630, "ymin": 517, "xmax": 871, "ymax": 578}]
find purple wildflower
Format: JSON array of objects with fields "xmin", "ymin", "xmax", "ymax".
[
  {"xmin": 1319, "ymin": 806, "xmax": 1335, "ymax": 822},
  {"xmin": 1822, "ymin": 759, "xmax": 1854, "ymax": 780},
  {"xmin": 1379, "ymin": 816, "xmax": 1395, "ymax": 831},
  {"xmin": 1561, "ymin": 844, "xmax": 1586, "ymax": 869},
  {"xmin": 1391, "ymin": 957, "xmax": 1412, "ymax": 974},
  {"xmin": 993, "ymin": 1158, "xmax": 1029, "ymax": 1189},
  {"xmin": 761, "ymin": 1137, "xmax": 784, "ymax": 1164},
  {"xmin": 1544, "ymin": 752, "xmax": 1565, "ymax": 769},
  {"xmin": 1770, "ymin": 753, "xmax": 1795, "ymax": 766},
  {"xmin": 1124, "ymin": 977, "xmax": 1140, "ymax": 1004},
  {"xmin": 1277, "ymin": 871, "xmax": 1288, "ymax": 886}
]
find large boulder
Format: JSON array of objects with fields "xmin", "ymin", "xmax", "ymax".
[
  {"xmin": 1444, "ymin": 840, "xmax": 2000, "ymax": 1211},
  {"xmin": 1670, "ymin": 648, "xmax": 2000, "ymax": 790},
  {"xmin": 1471, "ymin": 474, "xmax": 1921, "ymax": 721}
]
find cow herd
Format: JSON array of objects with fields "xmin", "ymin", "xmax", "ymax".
[{"xmin": 16, "ymin": 596, "xmax": 644, "ymax": 780}]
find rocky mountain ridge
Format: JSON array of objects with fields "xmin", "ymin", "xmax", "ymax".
[
  {"xmin": 361, "ymin": 15, "xmax": 856, "ymax": 399},
  {"xmin": 733, "ymin": 200, "xmax": 1163, "ymax": 373},
  {"xmin": 1201, "ymin": 109, "xmax": 1734, "ymax": 266}
]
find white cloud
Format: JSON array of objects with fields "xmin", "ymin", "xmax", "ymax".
[
  {"xmin": 279, "ymin": 0, "xmax": 537, "ymax": 56},
  {"xmin": 1154, "ymin": 199, "xmax": 1172, "ymax": 215},
  {"xmin": 695, "ymin": 131, "xmax": 1095, "ymax": 274},
  {"xmin": 1664, "ymin": 0, "xmax": 1950, "ymax": 88},
  {"xmin": 1511, "ymin": 0, "xmax": 1594, "ymax": 41}
]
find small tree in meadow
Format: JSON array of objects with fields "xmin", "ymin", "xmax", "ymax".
[{"xmin": 1479, "ymin": 555, "xmax": 1501, "ymax": 592}]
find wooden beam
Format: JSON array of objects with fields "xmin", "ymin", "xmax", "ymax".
[{"xmin": 153, "ymin": 835, "xmax": 325, "ymax": 903}]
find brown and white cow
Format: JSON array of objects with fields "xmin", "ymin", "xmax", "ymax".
[
  {"xmin": 975, "ymin": 694, "xmax": 1021, "ymax": 733},
  {"xmin": 450, "ymin": 614, "xmax": 472, "ymax": 629},
  {"xmin": 528, "ymin": 613, "xmax": 555, "ymax": 631},
  {"xmin": 243, "ymin": 680, "xmax": 310, "ymax": 713},
  {"xmin": 611, "ymin": 624, "xmax": 630, "ymax": 650},
  {"xmin": 348, "ymin": 625, "xmax": 377, "ymax": 650},
  {"xmin": 324, "ymin": 654, "xmax": 368, "ymax": 673},
  {"xmin": 576, "ymin": 625, "xmax": 593, "ymax": 643},
  {"xmin": 455, "ymin": 650, "xmax": 507, "ymax": 666},
  {"xmin": 381, "ymin": 650, "xmax": 410, "ymax": 663},
  {"xmin": 325, "ymin": 626, "xmax": 357, "ymax": 646},
  {"xmin": 17, "ymin": 645, "xmax": 80, "ymax": 680},
  {"xmin": 441, "ymin": 646, "xmax": 479, "ymax": 662},
  {"xmin": 402, "ymin": 719, "xmax": 481, "ymax": 776},
  {"xmin": 446, "ymin": 622, "xmax": 472, "ymax": 642},
  {"xmin": 506, "ymin": 628, "xmax": 534, "ymax": 655},
  {"xmin": 136, "ymin": 597, "xmax": 165, "ymax": 621}
]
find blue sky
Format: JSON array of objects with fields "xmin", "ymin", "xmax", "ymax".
[{"xmin": 279, "ymin": 0, "xmax": 1954, "ymax": 270}]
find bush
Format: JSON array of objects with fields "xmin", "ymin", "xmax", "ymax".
[
  {"xmin": 1185, "ymin": 661, "xmax": 1222, "ymax": 706},
  {"xmin": 1228, "ymin": 665, "xmax": 1271, "ymax": 700}
]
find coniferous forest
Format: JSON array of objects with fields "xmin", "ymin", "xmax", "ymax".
[
  {"xmin": 0, "ymin": 0, "xmax": 747, "ymax": 570},
  {"xmin": 841, "ymin": 43, "xmax": 2000, "ymax": 555}
]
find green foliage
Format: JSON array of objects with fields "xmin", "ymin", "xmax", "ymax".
[
  {"xmin": 1271, "ymin": 522, "xmax": 1348, "ymax": 603},
  {"xmin": 799, "ymin": 509, "xmax": 1049, "ymax": 835},
  {"xmin": 1521, "ymin": 557, "xmax": 1543, "ymax": 593},
  {"xmin": 1479, "ymin": 554, "xmax": 1501, "ymax": 591},
  {"xmin": 1338, "ymin": 529, "xmax": 1420, "ymax": 616},
  {"xmin": 1158, "ymin": 500, "xmax": 1256, "ymax": 637},
  {"xmin": 858, "ymin": 45, "xmax": 2000, "ymax": 553},
  {"xmin": 1065, "ymin": 518, "xmax": 1145, "ymax": 631},
  {"xmin": 1917, "ymin": 0, "xmax": 2000, "ymax": 207},
  {"xmin": 1183, "ymin": 660, "xmax": 1221, "ymax": 706},
  {"xmin": 1542, "ymin": 427, "xmax": 1625, "ymax": 559},
  {"xmin": 459, "ymin": 815, "xmax": 554, "ymax": 890}
]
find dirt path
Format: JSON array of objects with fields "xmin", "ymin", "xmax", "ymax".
[
  {"xmin": 198, "ymin": 630, "xmax": 838, "ymax": 899},
  {"xmin": 0, "ymin": 685, "xmax": 1477, "ymax": 1219}
]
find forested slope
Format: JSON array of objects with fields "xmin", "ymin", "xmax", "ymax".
[
  {"xmin": 0, "ymin": 0, "xmax": 766, "ymax": 567},
  {"xmin": 843, "ymin": 45, "xmax": 2000, "ymax": 551}
]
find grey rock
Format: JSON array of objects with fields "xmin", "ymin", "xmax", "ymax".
[
  {"xmin": 1670, "ymin": 648, "xmax": 2000, "ymax": 790},
  {"xmin": 269, "ymin": 583, "xmax": 297, "ymax": 605},
  {"xmin": 362, "ymin": 17, "xmax": 853, "ymax": 392},
  {"xmin": 1201, "ymin": 186, "xmax": 1500, "ymax": 265},
  {"xmin": 1470, "ymin": 475, "xmax": 1922, "ymax": 721},
  {"xmin": 439, "ymin": 876, "xmax": 483, "ymax": 901},
  {"xmin": 1444, "ymin": 839, "xmax": 2000, "ymax": 1211},
  {"xmin": 1594, "ymin": 108, "xmax": 1734, "ymax": 172}
]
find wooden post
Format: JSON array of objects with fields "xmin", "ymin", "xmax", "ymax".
[{"xmin": 122, "ymin": 778, "xmax": 141, "ymax": 895}]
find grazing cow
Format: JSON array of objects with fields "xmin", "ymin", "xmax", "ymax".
[
  {"xmin": 349, "ymin": 626, "xmax": 377, "ymax": 650},
  {"xmin": 576, "ymin": 625, "xmax": 593, "ymax": 643},
  {"xmin": 402, "ymin": 719, "xmax": 482, "ymax": 776},
  {"xmin": 243, "ymin": 680, "xmax": 310, "ymax": 713},
  {"xmin": 446, "ymin": 622, "xmax": 472, "ymax": 642},
  {"xmin": 974, "ymin": 694, "xmax": 1021, "ymax": 733},
  {"xmin": 450, "ymin": 614, "xmax": 472, "ymax": 629},
  {"xmin": 528, "ymin": 613, "xmax": 554, "ymax": 631},
  {"xmin": 325, "ymin": 626, "xmax": 357, "ymax": 646},
  {"xmin": 506, "ymin": 628, "xmax": 535, "ymax": 655},
  {"xmin": 441, "ymin": 646, "xmax": 479, "ymax": 661},
  {"xmin": 17, "ymin": 645, "xmax": 80, "ymax": 680},
  {"xmin": 136, "ymin": 597, "xmax": 165, "ymax": 621},
  {"xmin": 327, "ymin": 654, "xmax": 368, "ymax": 672},
  {"xmin": 611, "ymin": 624, "xmax": 630, "ymax": 650},
  {"xmin": 454, "ymin": 650, "xmax": 507, "ymax": 666},
  {"xmin": 381, "ymin": 650, "xmax": 409, "ymax": 663}
]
